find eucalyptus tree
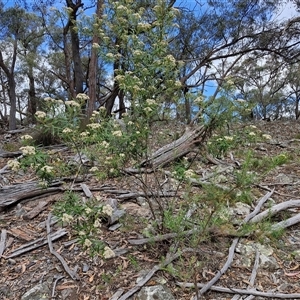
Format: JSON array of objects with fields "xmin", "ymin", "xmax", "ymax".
[
  {"xmin": 0, "ymin": 5, "xmax": 45, "ymax": 129},
  {"xmin": 285, "ymin": 62, "xmax": 300, "ymax": 119},
  {"xmin": 170, "ymin": 0, "xmax": 300, "ymax": 123}
]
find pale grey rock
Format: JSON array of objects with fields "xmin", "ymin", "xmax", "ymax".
[
  {"xmin": 276, "ymin": 173, "xmax": 291, "ymax": 184},
  {"xmin": 21, "ymin": 283, "xmax": 50, "ymax": 300},
  {"xmin": 136, "ymin": 285, "xmax": 175, "ymax": 300},
  {"xmin": 235, "ymin": 240, "xmax": 279, "ymax": 270}
]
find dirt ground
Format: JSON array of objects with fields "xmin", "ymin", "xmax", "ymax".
[{"xmin": 1, "ymin": 120, "xmax": 300, "ymax": 299}]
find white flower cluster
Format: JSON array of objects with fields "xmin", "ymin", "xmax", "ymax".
[
  {"xmin": 20, "ymin": 146, "xmax": 36, "ymax": 155},
  {"xmin": 100, "ymin": 141, "xmax": 110, "ymax": 149},
  {"xmin": 165, "ymin": 54, "xmax": 176, "ymax": 65},
  {"xmin": 194, "ymin": 95, "xmax": 204, "ymax": 105},
  {"xmin": 76, "ymin": 93, "xmax": 89, "ymax": 101},
  {"xmin": 262, "ymin": 134, "xmax": 272, "ymax": 140},
  {"xmin": 112, "ymin": 130, "xmax": 122, "ymax": 137},
  {"xmin": 146, "ymin": 99, "xmax": 156, "ymax": 106},
  {"xmin": 94, "ymin": 219, "xmax": 101, "ymax": 228},
  {"xmin": 92, "ymin": 43, "xmax": 100, "ymax": 49},
  {"xmin": 44, "ymin": 97, "xmax": 64, "ymax": 104},
  {"xmin": 102, "ymin": 204, "xmax": 113, "ymax": 216},
  {"xmin": 90, "ymin": 166, "xmax": 99, "ymax": 172},
  {"xmin": 7, "ymin": 160, "xmax": 20, "ymax": 171},
  {"xmin": 137, "ymin": 22, "xmax": 152, "ymax": 31},
  {"xmin": 21, "ymin": 134, "xmax": 33, "ymax": 141},
  {"xmin": 85, "ymin": 207, "xmax": 93, "ymax": 215},
  {"xmin": 106, "ymin": 53, "xmax": 115, "ymax": 59},
  {"xmin": 84, "ymin": 238, "xmax": 92, "ymax": 248},
  {"xmin": 80, "ymin": 131, "xmax": 89, "ymax": 137},
  {"xmin": 144, "ymin": 107, "xmax": 152, "ymax": 113},
  {"xmin": 61, "ymin": 213, "xmax": 74, "ymax": 224},
  {"xmin": 103, "ymin": 246, "xmax": 115, "ymax": 259},
  {"xmin": 62, "ymin": 128, "xmax": 73, "ymax": 134},
  {"xmin": 40, "ymin": 165, "xmax": 54, "ymax": 173},
  {"xmin": 184, "ymin": 169, "xmax": 196, "ymax": 178},
  {"xmin": 249, "ymin": 132, "xmax": 256, "ymax": 136},
  {"xmin": 35, "ymin": 111, "xmax": 46, "ymax": 119},
  {"xmin": 65, "ymin": 100, "xmax": 80, "ymax": 107},
  {"xmin": 87, "ymin": 123, "xmax": 101, "ymax": 129},
  {"xmin": 224, "ymin": 136, "xmax": 234, "ymax": 141}
]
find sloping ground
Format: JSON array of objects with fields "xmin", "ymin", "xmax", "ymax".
[{"xmin": 1, "ymin": 120, "xmax": 300, "ymax": 299}]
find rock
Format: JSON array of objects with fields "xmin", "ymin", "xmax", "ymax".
[
  {"xmin": 21, "ymin": 282, "xmax": 50, "ymax": 300},
  {"xmin": 225, "ymin": 202, "xmax": 251, "ymax": 225},
  {"xmin": 136, "ymin": 285, "xmax": 175, "ymax": 300},
  {"xmin": 82, "ymin": 263, "xmax": 89, "ymax": 272},
  {"xmin": 235, "ymin": 240, "xmax": 279, "ymax": 270},
  {"xmin": 276, "ymin": 173, "xmax": 291, "ymax": 184}
]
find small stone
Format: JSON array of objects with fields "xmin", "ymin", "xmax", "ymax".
[
  {"xmin": 8, "ymin": 258, "xmax": 16, "ymax": 265},
  {"xmin": 136, "ymin": 285, "xmax": 175, "ymax": 300},
  {"xmin": 82, "ymin": 263, "xmax": 89, "ymax": 272}
]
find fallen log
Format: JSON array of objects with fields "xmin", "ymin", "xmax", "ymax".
[
  {"xmin": 141, "ymin": 125, "xmax": 208, "ymax": 169},
  {"xmin": 0, "ymin": 181, "xmax": 64, "ymax": 211}
]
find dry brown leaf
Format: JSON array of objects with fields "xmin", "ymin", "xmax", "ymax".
[
  {"xmin": 89, "ymin": 274, "xmax": 95, "ymax": 282},
  {"xmin": 21, "ymin": 263, "xmax": 26, "ymax": 273},
  {"xmin": 56, "ymin": 285, "xmax": 77, "ymax": 290}
]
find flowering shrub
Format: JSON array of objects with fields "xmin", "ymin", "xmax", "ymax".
[{"xmin": 53, "ymin": 191, "xmax": 116, "ymax": 258}]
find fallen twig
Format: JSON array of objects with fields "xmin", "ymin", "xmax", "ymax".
[
  {"xmin": 46, "ymin": 213, "xmax": 79, "ymax": 280},
  {"xmin": 128, "ymin": 228, "xmax": 196, "ymax": 245},
  {"xmin": 192, "ymin": 189, "xmax": 274, "ymax": 299},
  {"xmin": 114, "ymin": 248, "xmax": 194, "ymax": 300},
  {"xmin": 5, "ymin": 228, "xmax": 67, "ymax": 258},
  {"xmin": 250, "ymin": 199, "xmax": 300, "ymax": 223},
  {"xmin": 233, "ymin": 249, "xmax": 260, "ymax": 300},
  {"xmin": 271, "ymin": 213, "xmax": 300, "ymax": 231},
  {"xmin": 177, "ymin": 282, "xmax": 300, "ymax": 298},
  {"xmin": 51, "ymin": 275, "xmax": 64, "ymax": 299},
  {"xmin": 0, "ymin": 229, "xmax": 7, "ymax": 257}
]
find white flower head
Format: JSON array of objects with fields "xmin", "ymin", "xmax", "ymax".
[
  {"xmin": 80, "ymin": 131, "xmax": 89, "ymax": 137},
  {"xmin": 21, "ymin": 135, "xmax": 33, "ymax": 141},
  {"xmin": 66, "ymin": 100, "xmax": 80, "ymax": 107},
  {"xmin": 102, "ymin": 204, "xmax": 113, "ymax": 216},
  {"xmin": 100, "ymin": 141, "xmax": 110, "ymax": 149},
  {"xmin": 84, "ymin": 238, "xmax": 92, "ymax": 248},
  {"xmin": 62, "ymin": 213, "xmax": 74, "ymax": 224},
  {"xmin": 249, "ymin": 132, "xmax": 256, "ymax": 136},
  {"xmin": 7, "ymin": 160, "xmax": 20, "ymax": 171},
  {"xmin": 112, "ymin": 130, "xmax": 122, "ymax": 137},
  {"xmin": 76, "ymin": 93, "xmax": 89, "ymax": 101},
  {"xmin": 262, "ymin": 134, "xmax": 272, "ymax": 140},
  {"xmin": 87, "ymin": 123, "xmax": 101, "ymax": 130},
  {"xmin": 85, "ymin": 207, "xmax": 93, "ymax": 215},
  {"xmin": 40, "ymin": 165, "xmax": 54, "ymax": 173},
  {"xmin": 62, "ymin": 128, "xmax": 73, "ymax": 134},
  {"xmin": 92, "ymin": 43, "xmax": 100, "ymax": 49},
  {"xmin": 35, "ymin": 111, "xmax": 46, "ymax": 119},
  {"xmin": 20, "ymin": 146, "xmax": 36, "ymax": 155},
  {"xmin": 90, "ymin": 166, "xmax": 99, "ymax": 172},
  {"xmin": 146, "ymin": 99, "xmax": 156, "ymax": 106},
  {"xmin": 184, "ymin": 169, "xmax": 196, "ymax": 178},
  {"xmin": 94, "ymin": 219, "xmax": 101, "ymax": 228}
]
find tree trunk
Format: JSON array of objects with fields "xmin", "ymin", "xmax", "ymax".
[
  {"xmin": 27, "ymin": 64, "xmax": 37, "ymax": 124},
  {"xmin": 87, "ymin": 0, "xmax": 103, "ymax": 120},
  {"xmin": 0, "ymin": 47, "xmax": 17, "ymax": 130},
  {"xmin": 66, "ymin": 0, "xmax": 84, "ymax": 96}
]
